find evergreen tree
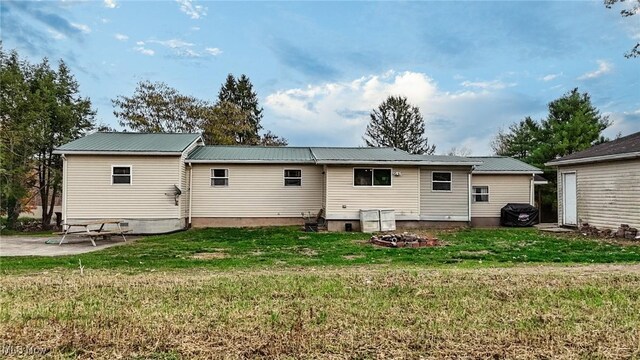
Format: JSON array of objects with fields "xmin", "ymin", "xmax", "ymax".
[
  {"xmin": 364, "ymin": 95, "xmax": 436, "ymax": 154},
  {"xmin": 216, "ymin": 74, "xmax": 262, "ymax": 144},
  {"xmin": 491, "ymin": 117, "xmax": 542, "ymax": 160}
]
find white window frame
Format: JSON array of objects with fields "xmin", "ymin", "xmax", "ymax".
[
  {"xmin": 431, "ymin": 171, "xmax": 452, "ymax": 192},
  {"xmin": 283, "ymin": 169, "xmax": 302, "ymax": 187},
  {"xmin": 210, "ymin": 168, "xmax": 229, "ymax": 187},
  {"xmin": 353, "ymin": 168, "xmax": 393, "ymax": 187},
  {"xmin": 472, "ymin": 185, "xmax": 490, "ymax": 203},
  {"xmin": 111, "ymin": 165, "xmax": 132, "ymax": 185}
]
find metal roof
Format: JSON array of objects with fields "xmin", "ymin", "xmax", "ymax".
[
  {"xmin": 186, "ymin": 146, "xmax": 481, "ymax": 165},
  {"xmin": 470, "ymin": 156, "xmax": 542, "ymax": 174},
  {"xmin": 187, "ymin": 146, "xmax": 315, "ymax": 163},
  {"xmin": 546, "ymin": 131, "xmax": 640, "ymax": 166},
  {"xmin": 55, "ymin": 132, "xmax": 202, "ymax": 154}
]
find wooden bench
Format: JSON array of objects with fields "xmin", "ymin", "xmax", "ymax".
[{"xmin": 58, "ymin": 221, "xmax": 131, "ymax": 246}]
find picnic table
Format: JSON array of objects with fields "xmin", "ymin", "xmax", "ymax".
[{"xmin": 58, "ymin": 220, "xmax": 129, "ymax": 246}]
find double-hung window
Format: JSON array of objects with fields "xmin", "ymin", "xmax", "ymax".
[
  {"xmin": 211, "ymin": 169, "xmax": 228, "ymax": 187},
  {"xmin": 354, "ymin": 168, "xmax": 392, "ymax": 187},
  {"xmin": 432, "ymin": 172, "xmax": 452, "ymax": 191},
  {"xmin": 284, "ymin": 169, "xmax": 302, "ymax": 186},
  {"xmin": 112, "ymin": 166, "xmax": 131, "ymax": 185},
  {"xmin": 472, "ymin": 186, "xmax": 489, "ymax": 202}
]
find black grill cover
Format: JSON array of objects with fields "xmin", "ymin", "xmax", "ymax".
[{"xmin": 500, "ymin": 203, "xmax": 539, "ymax": 227}]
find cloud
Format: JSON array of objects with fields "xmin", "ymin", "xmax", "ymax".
[
  {"xmin": 114, "ymin": 33, "xmax": 128, "ymax": 41},
  {"xmin": 149, "ymin": 39, "xmax": 194, "ymax": 49},
  {"xmin": 540, "ymin": 73, "xmax": 562, "ymax": 82},
  {"xmin": 461, "ymin": 80, "xmax": 516, "ymax": 90},
  {"xmin": 578, "ymin": 60, "xmax": 613, "ymax": 80},
  {"xmin": 264, "ymin": 70, "xmax": 541, "ymax": 154},
  {"xmin": 134, "ymin": 46, "xmax": 155, "ymax": 56},
  {"xmin": 47, "ymin": 29, "xmax": 65, "ymax": 40},
  {"xmin": 103, "ymin": 0, "xmax": 118, "ymax": 9},
  {"xmin": 205, "ymin": 47, "xmax": 222, "ymax": 56},
  {"xmin": 602, "ymin": 109, "xmax": 640, "ymax": 139},
  {"xmin": 176, "ymin": 0, "xmax": 207, "ymax": 19}
]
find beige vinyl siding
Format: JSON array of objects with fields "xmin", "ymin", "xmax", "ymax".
[
  {"xmin": 420, "ymin": 167, "xmax": 470, "ymax": 220},
  {"xmin": 190, "ymin": 164, "xmax": 323, "ymax": 217},
  {"xmin": 66, "ymin": 155, "xmax": 181, "ymax": 219},
  {"xmin": 471, "ymin": 174, "xmax": 532, "ymax": 218},
  {"xmin": 325, "ymin": 166, "xmax": 419, "ymax": 220},
  {"xmin": 557, "ymin": 158, "xmax": 640, "ymax": 229},
  {"xmin": 179, "ymin": 139, "xmax": 202, "ymax": 220}
]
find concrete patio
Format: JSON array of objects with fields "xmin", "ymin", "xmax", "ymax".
[{"xmin": 0, "ymin": 235, "xmax": 139, "ymax": 257}]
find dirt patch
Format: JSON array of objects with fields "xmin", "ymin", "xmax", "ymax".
[
  {"xmin": 459, "ymin": 250, "xmax": 493, "ymax": 256},
  {"xmin": 191, "ymin": 252, "xmax": 227, "ymax": 260},
  {"xmin": 342, "ymin": 254, "xmax": 365, "ymax": 260},
  {"xmin": 250, "ymin": 250, "xmax": 265, "ymax": 256},
  {"xmin": 299, "ymin": 248, "xmax": 318, "ymax": 257}
]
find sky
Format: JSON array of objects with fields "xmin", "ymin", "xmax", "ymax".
[{"xmin": 1, "ymin": 0, "xmax": 639, "ymax": 155}]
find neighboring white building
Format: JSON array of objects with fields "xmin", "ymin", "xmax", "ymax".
[
  {"xmin": 546, "ymin": 131, "xmax": 640, "ymax": 230},
  {"xmin": 55, "ymin": 132, "xmax": 544, "ymax": 233}
]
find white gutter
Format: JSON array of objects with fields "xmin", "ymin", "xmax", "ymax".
[
  {"xmin": 53, "ymin": 150, "xmax": 183, "ymax": 156},
  {"xmin": 545, "ymin": 151, "xmax": 640, "ymax": 166},
  {"xmin": 188, "ymin": 163, "xmax": 193, "ymax": 227},
  {"xmin": 186, "ymin": 159, "xmax": 316, "ymax": 164},
  {"xmin": 62, "ymin": 155, "xmax": 67, "ymax": 225},
  {"xmin": 530, "ymin": 175, "xmax": 535, "ymax": 205}
]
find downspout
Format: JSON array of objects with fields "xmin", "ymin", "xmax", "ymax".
[
  {"xmin": 530, "ymin": 174, "xmax": 535, "ymax": 206},
  {"xmin": 62, "ymin": 155, "xmax": 67, "ymax": 225},
  {"xmin": 467, "ymin": 169, "xmax": 472, "ymax": 225},
  {"xmin": 188, "ymin": 163, "xmax": 193, "ymax": 227}
]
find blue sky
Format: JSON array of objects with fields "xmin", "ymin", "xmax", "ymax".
[{"xmin": 1, "ymin": 0, "xmax": 639, "ymax": 154}]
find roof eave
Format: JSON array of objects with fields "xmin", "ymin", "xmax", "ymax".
[
  {"xmin": 545, "ymin": 152, "xmax": 640, "ymax": 166},
  {"xmin": 185, "ymin": 159, "xmax": 316, "ymax": 164},
  {"xmin": 473, "ymin": 170, "xmax": 543, "ymax": 175},
  {"xmin": 316, "ymin": 160, "xmax": 481, "ymax": 166},
  {"xmin": 53, "ymin": 150, "xmax": 183, "ymax": 156}
]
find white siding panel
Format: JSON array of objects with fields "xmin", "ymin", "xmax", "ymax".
[
  {"xmin": 471, "ymin": 175, "xmax": 532, "ymax": 218},
  {"xmin": 557, "ymin": 159, "xmax": 640, "ymax": 229},
  {"xmin": 420, "ymin": 167, "xmax": 470, "ymax": 219},
  {"xmin": 180, "ymin": 139, "xmax": 202, "ymax": 220},
  {"xmin": 66, "ymin": 155, "xmax": 181, "ymax": 219},
  {"xmin": 325, "ymin": 166, "xmax": 419, "ymax": 219},
  {"xmin": 190, "ymin": 164, "xmax": 323, "ymax": 217}
]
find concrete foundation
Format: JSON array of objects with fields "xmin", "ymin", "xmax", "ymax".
[
  {"xmin": 191, "ymin": 217, "xmax": 304, "ymax": 228},
  {"xmin": 65, "ymin": 218, "xmax": 184, "ymax": 234},
  {"xmin": 327, "ymin": 220, "xmax": 469, "ymax": 232},
  {"xmin": 470, "ymin": 217, "xmax": 501, "ymax": 227}
]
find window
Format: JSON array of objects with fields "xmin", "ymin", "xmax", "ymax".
[
  {"xmin": 354, "ymin": 168, "xmax": 391, "ymax": 187},
  {"xmin": 284, "ymin": 169, "xmax": 302, "ymax": 186},
  {"xmin": 112, "ymin": 166, "xmax": 131, "ymax": 184},
  {"xmin": 432, "ymin": 172, "xmax": 452, "ymax": 191},
  {"xmin": 472, "ymin": 186, "xmax": 489, "ymax": 202},
  {"xmin": 211, "ymin": 169, "xmax": 228, "ymax": 187}
]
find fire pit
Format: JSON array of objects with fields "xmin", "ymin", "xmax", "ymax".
[{"xmin": 370, "ymin": 233, "xmax": 440, "ymax": 248}]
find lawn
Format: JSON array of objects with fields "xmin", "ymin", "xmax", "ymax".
[
  {"xmin": 1, "ymin": 227, "xmax": 640, "ymax": 273},
  {"xmin": 1, "ymin": 227, "xmax": 639, "ymax": 358}
]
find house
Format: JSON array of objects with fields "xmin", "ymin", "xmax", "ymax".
[
  {"xmin": 54, "ymin": 132, "xmax": 544, "ymax": 233},
  {"xmin": 546, "ymin": 131, "xmax": 640, "ymax": 229}
]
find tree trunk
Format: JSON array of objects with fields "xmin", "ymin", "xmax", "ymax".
[{"xmin": 4, "ymin": 197, "xmax": 20, "ymax": 230}]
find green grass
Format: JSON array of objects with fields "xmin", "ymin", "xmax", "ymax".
[{"xmin": 2, "ymin": 227, "xmax": 639, "ymax": 273}]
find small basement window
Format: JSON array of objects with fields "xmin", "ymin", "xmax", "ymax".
[
  {"xmin": 211, "ymin": 169, "xmax": 228, "ymax": 187},
  {"xmin": 432, "ymin": 172, "xmax": 452, "ymax": 191},
  {"xmin": 112, "ymin": 166, "xmax": 131, "ymax": 184},
  {"xmin": 354, "ymin": 168, "xmax": 391, "ymax": 187},
  {"xmin": 284, "ymin": 169, "xmax": 302, "ymax": 186},
  {"xmin": 472, "ymin": 186, "xmax": 489, "ymax": 202}
]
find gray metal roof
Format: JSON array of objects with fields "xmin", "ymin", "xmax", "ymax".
[
  {"xmin": 188, "ymin": 146, "xmax": 315, "ymax": 163},
  {"xmin": 55, "ymin": 132, "xmax": 202, "ymax": 154},
  {"xmin": 186, "ymin": 146, "xmax": 482, "ymax": 165},
  {"xmin": 470, "ymin": 156, "xmax": 542, "ymax": 173}
]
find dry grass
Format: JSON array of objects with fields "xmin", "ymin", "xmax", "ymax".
[{"xmin": 2, "ymin": 265, "xmax": 640, "ymax": 359}]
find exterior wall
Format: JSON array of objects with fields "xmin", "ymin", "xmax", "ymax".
[
  {"xmin": 180, "ymin": 139, "xmax": 202, "ymax": 222},
  {"xmin": 64, "ymin": 155, "xmax": 183, "ymax": 233},
  {"xmin": 471, "ymin": 174, "xmax": 532, "ymax": 218},
  {"xmin": 327, "ymin": 220, "xmax": 467, "ymax": 232},
  {"xmin": 557, "ymin": 158, "xmax": 640, "ymax": 229},
  {"xmin": 192, "ymin": 217, "xmax": 303, "ymax": 228},
  {"xmin": 420, "ymin": 167, "xmax": 470, "ymax": 221},
  {"xmin": 324, "ymin": 166, "xmax": 420, "ymax": 220},
  {"xmin": 190, "ymin": 164, "xmax": 323, "ymax": 218}
]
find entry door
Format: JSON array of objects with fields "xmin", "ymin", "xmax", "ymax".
[{"xmin": 562, "ymin": 173, "xmax": 577, "ymax": 226}]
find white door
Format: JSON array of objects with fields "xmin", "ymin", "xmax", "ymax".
[{"xmin": 562, "ymin": 173, "xmax": 577, "ymax": 226}]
